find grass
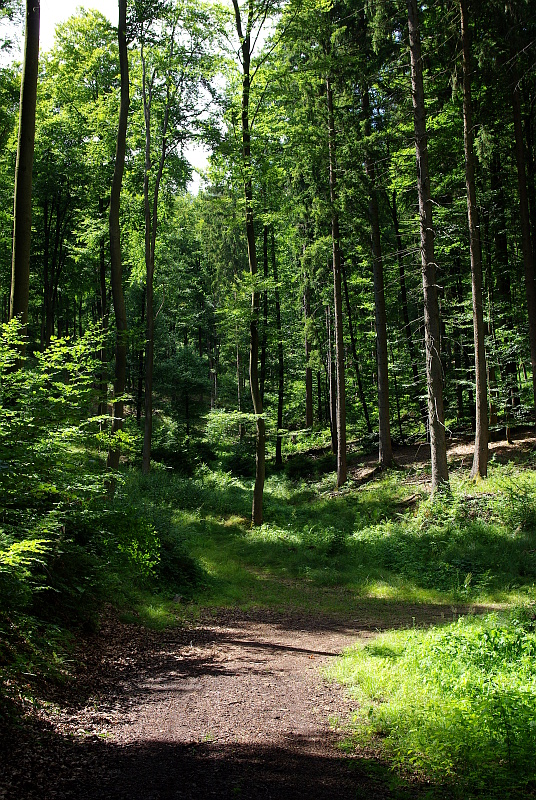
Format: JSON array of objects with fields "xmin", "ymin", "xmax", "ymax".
[
  {"xmin": 124, "ymin": 458, "xmax": 536, "ymax": 620},
  {"xmin": 325, "ymin": 610, "xmax": 536, "ymax": 799}
]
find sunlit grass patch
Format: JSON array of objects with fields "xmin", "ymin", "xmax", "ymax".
[{"xmin": 326, "ymin": 610, "xmax": 536, "ymax": 798}]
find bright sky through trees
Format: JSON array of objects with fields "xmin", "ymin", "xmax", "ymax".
[{"xmin": 37, "ymin": 2, "xmax": 206, "ymax": 190}]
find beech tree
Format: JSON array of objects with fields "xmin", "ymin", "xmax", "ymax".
[
  {"xmin": 107, "ymin": 0, "xmax": 129, "ymax": 470},
  {"xmin": 230, "ymin": 0, "xmax": 269, "ymax": 524},
  {"xmin": 9, "ymin": 0, "xmax": 39, "ymax": 333},
  {"xmin": 460, "ymin": 0, "xmax": 488, "ymax": 479},
  {"xmin": 407, "ymin": 0, "xmax": 449, "ymax": 491}
]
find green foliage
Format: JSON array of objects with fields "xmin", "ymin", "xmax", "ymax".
[
  {"xmin": 327, "ymin": 611, "xmax": 536, "ymax": 798},
  {"xmin": 0, "ymin": 320, "xmax": 206, "ymax": 704}
]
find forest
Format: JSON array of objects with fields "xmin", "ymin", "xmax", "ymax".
[{"xmin": 2, "ymin": 0, "xmax": 536, "ymax": 797}]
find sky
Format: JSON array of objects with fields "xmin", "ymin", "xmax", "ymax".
[
  {"xmin": 5, "ymin": 1, "xmax": 208, "ymax": 191},
  {"xmin": 40, "ymin": 0, "xmax": 117, "ymax": 51}
]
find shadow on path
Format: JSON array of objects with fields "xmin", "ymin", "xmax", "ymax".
[{"xmin": 1, "ymin": 721, "xmax": 426, "ymax": 800}]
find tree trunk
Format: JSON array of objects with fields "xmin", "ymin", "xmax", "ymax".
[
  {"xmin": 341, "ymin": 258, "xmax": 372, "ymax": 432},
  {"xmin": 326, "ymin": 75, "xmax": 347, "ymax": 487},
  {"xmin": 390, "ymin": 189, "xmax": 427, "ymax": 426},
  {"xmin": 232, "ymin": 0, "xmax": 265, "ymax": 524},
  {"xmin": 107, "ymin": 0, "xmax": 129, "ymax": 471},
  {"xmin": 363, "ymin": 85, "xmax": 392, "ymax": 467},
  {"xmin": 98, "ymin": 196, "xmax": 109, "ymax": 420},
  {"xmin": 9, "ymin": 0, "xmax": 39, "ymax": 336},
  {"xmin": 260, "ymin": 223, "xmax": 268, "ymax": 405},
  {"xmin": 408, "ymin": 0, "xmax": 449, "ymax": 491},
  {"xmin": 512, "ymin": 80, "xmax": 536, "ymax": 408},
  {"xmin": 141, "ymin": 41, "xmax": 169, "ymax": 476},
  {"xmin": 271, "ymin": 227, "xmax": 284, "ymax": 467},
  {"xmin": 461, "ymin": 0, "xmax": 488, "ymax": 479},
  {"xmin": 136, "ymin": 288, "xmax": 145, "ymax": 426},
  {"xmin": 304, "ymin": 277, "xmax": 313, "ymax": 428},
  {"xmin": 326, "ymin": 304, "xmax": 338, "ymax": 455}
]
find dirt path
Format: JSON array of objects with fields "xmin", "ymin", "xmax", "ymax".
[{"xmin": 1, "ymin": 605, "xmax": 466, "ymax": 799}]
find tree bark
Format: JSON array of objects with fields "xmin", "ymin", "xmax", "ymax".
[
  {"xmin": 408, "ymin": 0, "xmax": 449, "ymax": 491},
  {"xmin": 512, "ymin": 79, "xmax": 536, "ymax": 407},
  {"xmin": 10, "ymin": 0, "xmax": 39, "ymax": 336},
  {"xmin": 460, "ymin": 0, "xmax": 488, "ymax": 478},
  {"xmin": 260, "ymin": 223, "xmax": 268, "ymax": 405},
  {"xmin": 326, "ymin": 305, "xmax": 338, "ymax": 455},
  {"xmin": 304, "ymin": 276, "xmax": 313, "ymax": 428},
  {"xmin": 326, "ymin": 75, "xmax": 347, "ymax": 487},
  {"xmin": 390, "ymin": 189, "xmax": 427, "ymax": 426},
  {"xmin": 341, "ymin": 258, "xmax": 372, "ymax": 432},
  {"xmin": 232, "ymin": 0, "xmax": 265, "ymax": 525},
  {"xmin": 141, "ymin": 45, "xmax": 169, "ymax": 476},
  {"xmin": 98, "ymin": 196, "xmax": 109, "ymax": 420},
  {"xmin": 107, "ymin": 0, "xmax": 129, "ymax": 470},
  {"xmin": 363, "ymin": 85, "xmax": 392, "ymax": 467},
  {"xmin": 271, "ymin": 227, "xmax": 284, "ymax": 467}
]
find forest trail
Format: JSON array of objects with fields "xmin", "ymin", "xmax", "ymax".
[{"xmin": 2, "ymin": 604, "xmax": 466, "ymax": 799}]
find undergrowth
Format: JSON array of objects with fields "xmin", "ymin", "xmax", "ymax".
[{"xmin": 326, "ymin": 610, "xmax": 536, "ymax": 799}]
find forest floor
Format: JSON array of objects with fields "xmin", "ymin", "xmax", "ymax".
[
  {"xmin": 2, "ymin": 603, "xmax": 481, "ymax": 800},
  {"xmin": 2, "ymin": 429, "xmax": 535, "ymax": 800}
]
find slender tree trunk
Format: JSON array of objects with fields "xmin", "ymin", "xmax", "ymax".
[
  {"xmin": 461, "ymin": 0, "xmax": 488, "ymax": 478},
  {"xmin": 341, "ymin": 258, "xmax": 372, "ymax": 432},
  {"xmin": 236, "ymin": 336, "xmax": 243, "ymax": 440},
  {"xmin": 232, "ymin": 0, "xmax": 265, "ymax": 524},
  {"xmin": 523, "ymin": 86, "xmax": 536, "ymax": 267},
  {"xmin": 141, "ymin": 41, "xmax": 169, "ymax": 476},
  {"xmin": 390, "ymin": 189, "xmax": 427, "ymax": 426},
  {"xmin": 107, "ymin": 0, "xmax": 129, "ymax": 470},
  {"xmin": 304, "ymin": 276, "xmax": 313, "ymax": 428},
  {"xmin": 390, "ymin": 343, "xmax": 404, "ymax": 442},
  {"xmin": 271, "ymin": 227, "xmax": 284, "ymax": 467},
  {"xmin": 9, "ymin": 0, "xmax": 39, "ymax": 336},
  {"xmin": 326, "ymin": 305, "xmax": 338, "ymax": 455},
  {"xmin": 326, "ymin": 75, "xmax": 346, "ymax": 487},
  {"xmin": 363, "ymin": 86, "xmax": 392, "ymax": 467},
  {"xmin": 408, "ymin": 0, "xmax": 449, "ymax": 491},
  {"xmin": 136, "ymin": 288, "xmax": 145, "ymax": 426},
  {"xmin": 98, "ymin": 196, "xmax": 109, "ymax": 419},
  {"xmin": 512, "ymin": 80, "xmax": 536, "ymax": 407},
  {"xmin": 317, "ymin": 371, "xmax": 323, "ymax": 423},
  {"xmin": 260, "ymin": 223, "xmax": 268, "ymax": 405}
]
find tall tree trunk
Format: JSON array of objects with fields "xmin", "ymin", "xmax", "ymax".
[
  {"xmin": 260, "ymin": 223, "xmax": 268, "ymax": 405},
  {"xmin": 341, "ymin": 258, "xmax": 372, "ymax": 432},
  {"xmin": 326, "ymin": 75, "xmax": 347, "ymax": 487},
  {"xmin": 136, "ymin": 288, "xmax": 145, "ymax": 426},
  {"xmin": 98, "ymin": 196, "xmax": 109, "ymax": 420},
  {"xmin": 326, "ymin": 305, "xmax": 338, "ymax": 455},
  {"xmin": 271, "ymin": 227, "xmax": 284, "ymax": 467},
  {"xmin": 141, "ymin": 48, "xmax": 169, "ymax": 476},
  {"xmin": 363, "ymin": 86, "xmax": 392, "ymax": 467},
  {"xmin": 491, "ymin": 153, "xmax": 520, "ymax": 410},
  {"xmin": 107, "ymin": 0, "xmax": 129, "ymax": 471},
  {"xmin": 390, "ymin": 189, "xmax": 427, "ymax": 426},
  {"xmin": 9, "ymin": 0, "xmax": 39, "ymax": 336},
  {"xmin": 523, "ymin": 85, "xmax": 536, "ymax": 267},
  {"xmin": 232, "ymin": 0, "xmax": 265, "ymax": 525},
  {"xmin": 408, "ymin": 0, "xmax": 449, "ymax": 491},
  {"xmin": 304, "ymin": 276, "xmax": 313, "ymax": 428},
  {"xmin": 461, "ymin": 0, "xmax": 488, "ymax": 478},
  {"xmin": 512, "ymin": 80, "xmax": 536, "ymax": 407}
]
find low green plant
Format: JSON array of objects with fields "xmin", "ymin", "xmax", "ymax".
[{"xmin": 326, "ymin": 611, "xmax": 536, "ymax": 798}]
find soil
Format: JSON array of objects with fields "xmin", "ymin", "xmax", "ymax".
[{"xmin": 1, "ymin": 602, "xmax": 486, "ymax": 800}]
